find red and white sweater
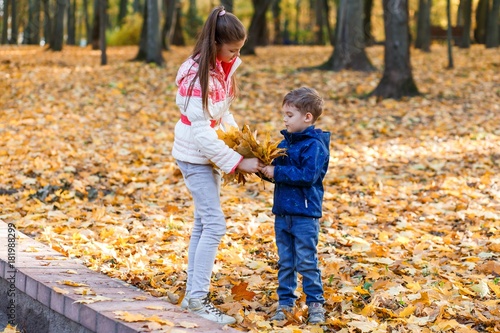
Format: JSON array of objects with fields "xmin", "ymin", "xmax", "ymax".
[{"xmin": 171, "ymin": 56, "xmax": 243, "ymax": 174}]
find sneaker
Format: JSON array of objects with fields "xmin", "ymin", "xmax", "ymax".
[
  {"xmin": 180, "ymin": 291, "xmax": 190, "ymax": 309},
  {"xmin": 308, "ymin": 302, "xmax": 325, "ymax": 324},
  {"xmin": 188, "ymin": 296, "xmax": 236, "ymax": 325},
  {"xmin": 270, "ymin": 305, "xmax": 294, "ymax": 321}
]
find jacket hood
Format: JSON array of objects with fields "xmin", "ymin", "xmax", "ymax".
[
  {"xmin": 175, "ymin": 56, "xmax": 242, "ymax": 86},
  {"xmin": 281, "ymin": 126, "xmax": 331, "ymax": 151}
]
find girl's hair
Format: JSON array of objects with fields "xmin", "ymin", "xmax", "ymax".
[{"xmin": 187, "ymin": 6, "xmax": 246, "ymax": 114}]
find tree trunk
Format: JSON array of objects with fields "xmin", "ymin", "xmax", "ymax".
[
  {"xmin": 43, "ymin": 0, "xmax": 52, "ymax": 46},
  {"xmin": 364, "ymin": 0, "xmax": 375, "ymax": 45},
  {"xmin": 241, "ymin": 0, "xmax": 273, "ymax": 55},
  {"xmin": 92, "ymin": 0, "xmax": 100, "ymax": 49},
  {"xmin": 67, "ymin": 0, "xmax": 77, "ymax": 45},
  {"xmin": 295, "ymin": 0, "xmax": 300, "ymax": 43},
  {"xmin": 272, "ymin": 0, "xmax": 283, "ymax": 44},
  {"xmin": 185, "ymin": 0, "xmax": 202, "ymax": 39},
  {"xmin": 133, "ymin": 0, "xmax": 143, "ymax": 12},
  {"xmin": 50, "ymin": 0, "xmax": 66, "ymax": 51},
  {"xmin": 314, "ymin": 0, "xmax": 325, "ymax": 44},
  {"xmin": 221, "ymin": 0, "xmax": 234, "ymax": 13},
  {"xmin": 485, "ymin": 0, "xmax": 500, "ymax": 48},
  {"xmin": 415, "ymin": 0, "xmax": 431, "ymax": 52},
  {"xmin": 446, "ymin": 0, "xmax": 454, "ymax": 68},
  {"xmin": 100, "ymin": 0, "xmax": 107, "ymax": 65},
  {"xmin": 474, "ymin": 0, "xmax": 488, "ymax": 44},
  {"xmin": 134, "ymin": 0, "xmax": 165, "ymax": 66},
  {"xmin": 162, "ymin": 0, "xmax": 175, "ymax": 50},
  {"xmin": 117, "ymin": 0, "xmax": 128, "ymax": 26},
  {"xmin": 371, "ymin": 0, "xmax": 419, "ymax": 99},
  {"xmin": 324, "ymin": 0, "xmax": 334, "ymax": 45},
  {"xmin": 1, "ymin": 0, "xmax": 9, "ymax": 44},
  {"xmin": 10, "ymin": 0, "xmax": 17, "ymax": 44},
  {"xmin": 24, "ymin": 0, "xmax": 41, "ymax": 44},
  {"xmin": 458, "ymin": 0, "xmax": 472, "ymax": 48},
  {"xmin": 318, "ymin": 0, "xmax": 374, "ymax": 71},
  {"xmin": 83, "ymin": 0, "xmax": 91, "ymax": 45},
  {"xmin": 171, "ymin": 2, "xmax": 185, "ymax": 46}
]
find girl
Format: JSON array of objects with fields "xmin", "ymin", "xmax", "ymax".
[{"xmin": 171, "ymin": 6, "xmax": 262, "ymax": 325}]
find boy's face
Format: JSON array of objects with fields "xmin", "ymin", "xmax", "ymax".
[{"xmin": 281, "ymin": 104, "xmax": 313, "ymax": 133}]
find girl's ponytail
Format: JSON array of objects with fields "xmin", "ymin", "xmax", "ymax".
[{"xmin": 187, "ymin": 6, "xmax": 246, "ymax": 114}]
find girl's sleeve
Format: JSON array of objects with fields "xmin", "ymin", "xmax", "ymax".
[
  {"xmin": 185, "ymin": 96, "xmax": 243, "ymax": 174},
  {"xmin": 221, "ymin": 110, "xmax": 238, "ymax": 129}
]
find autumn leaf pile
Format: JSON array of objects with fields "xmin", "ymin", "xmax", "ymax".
[
  {"xmin": 0, "ymin": 44, "xmax": 499, "ymax": 333},
  {"xmin": 216, "ymin": 125, "xmax": 286, "ymax": 184}
]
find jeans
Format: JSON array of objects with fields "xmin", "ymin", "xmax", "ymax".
[
  {"xmin": 275, "ymin": 215, "xmax": 324, "ymax": 306},
  {"xmin": 176, "ymin": 160, "xmax": 227, "ymax": 299}
]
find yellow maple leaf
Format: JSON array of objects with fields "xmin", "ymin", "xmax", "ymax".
[{"xmin": 231, "ymin": 282, "xmax": 256, "ymax": 301}]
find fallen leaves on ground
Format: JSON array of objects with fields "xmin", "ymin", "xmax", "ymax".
[{"xmin": 0, "ymin": 44, "xmax": 499, "ymax": 333}]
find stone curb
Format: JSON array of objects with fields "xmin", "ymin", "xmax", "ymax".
[{"xmin": 0, "ymin": 220, "xmax": 240, "ymax": 333}]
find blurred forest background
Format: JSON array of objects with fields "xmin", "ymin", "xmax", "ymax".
[{"xmin": 0, "ymin": 0, "xmax": 498, "ymax": 52}]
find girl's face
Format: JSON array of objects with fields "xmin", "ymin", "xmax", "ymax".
[
  {"xmin": 282, "ymin": 104, "xmax": 312, "ymax": 133},
  {"xmin": 216, "ymin": 40, "xmax": 245, "ymax": 63}
]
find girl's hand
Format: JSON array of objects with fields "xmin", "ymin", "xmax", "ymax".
[
  {"xmin": 237, "ymin": 158, "xmax": 264, "ymax": 173},
  {"xmin": 261, "ymin": 165, "xmax": 275, "ymax": 179}
]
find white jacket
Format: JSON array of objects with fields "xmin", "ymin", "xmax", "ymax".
[{"xmin": 171, "ymin": 57, "xmax": 243, "ymax": 174}]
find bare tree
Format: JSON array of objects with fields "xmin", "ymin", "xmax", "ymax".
[
  {"xmin": 221, "ymin": 0, "xmax": 234, "ymax": 13},
  {"xmin": 446, "ymin": 0, "xmax": 453, "ymax": 68},
  {"xmin": 371, "ymin": 0, "xmax": 419, "ymax": 99},
  {"xmin": 315, "ymin": 0, "xmax": 374, "ymax": 71},
  {"xmin": 50, "ymin": 0, "xmax": 66, "ymax": 51},
  {"xmin": 100, "ymin": 0, "xmax": 107, "ymax": 65},
  {"xmin": 241, "ymin": 0, "xmax": 273, "ymax": 55},
  {"xmin": 364, "ymin": 0, "xmax": 375, "ymax": 45},
  {"xmin": 474, "ymin": 0, "xmax": 488, "ymax": 43},
  {"xmin": 134, "ymin": 0, "xmax": 164, "ymax": 66},
  {"xmin": 485, "ymin": 0, "xmax": 499, "ymax": 48},
  {"xmin": 458, "ymin": 0, "xmax": 472, "ymax": 48},
  {"xmin": 67, "ymin": 0, "xmax": 77, "ymax": 45},
  {"xmin": 10, "ymin": 0, "xmax": 17, "ymax": 44},
  {"xmin": 415, "ymin": 0, "xmax": 431, "ymax": 52},
  {"xmin": 1, "ymin": 0, "xmax": 9, "ymax": 44},
  {"xmin": 24, "ymin": 0, "xmax": 41, "ymax": 45},
  {"xmin": 117, "ymin": 0, "xmax": 128, "ymax": 26}
]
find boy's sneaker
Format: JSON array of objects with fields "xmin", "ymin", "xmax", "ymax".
[
  {"xmin": 180, "ymin": 291, "xmax": 190, "ymax": 309},
  {"xmin": 270, "ymin": 305, "xmax": 294, "ymax": 321},
  {"xmin": 188, "ymin": 296, "xmax": 236, "ymax": 325},
  {"xmin": 308, "ymin": 302, "xmax": 325, "ymax": 324}
]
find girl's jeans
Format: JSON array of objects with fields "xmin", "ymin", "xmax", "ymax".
[
  {"xmin": 176, "ymin": 160, "xmax": 226, "ymax": 299},
  {"xmin": 275, "ymin": 215, "xmax": 325, "ymax": 306}
]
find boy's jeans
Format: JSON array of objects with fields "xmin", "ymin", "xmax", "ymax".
[
  {"xmin": 275, "ymin": 215, "xmax": 325, "ymax": 306},
  {"xmin": 176, "ymin": 160, "xmax": 226, "ymax": 300}
]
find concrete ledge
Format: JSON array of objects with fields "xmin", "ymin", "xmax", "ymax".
[{"xmin": 0, "ymin": 221, "xmax": 239, "ymax": 333}]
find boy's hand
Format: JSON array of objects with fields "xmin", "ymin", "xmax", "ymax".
[{"xmin": 261, "ymin": 165, "xmax": 275, "ymax": 179}]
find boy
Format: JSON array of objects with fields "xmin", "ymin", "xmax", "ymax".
[{"xmin": 261, "ymin": 87, "xmax": 330, "ymax": 325}]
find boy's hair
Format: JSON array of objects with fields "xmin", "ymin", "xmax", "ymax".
[
  {"xmin": 283, "ymin": 87, "xmax": 324, "ymax": 122},
  {"xmin": 189, "ymin": 6, "xmax": 246, "ymax": 113}
]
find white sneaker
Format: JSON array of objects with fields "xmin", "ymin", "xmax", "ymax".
[
  {"xmin": 188, "ymin": 296, "xmax": 236, "ymax": 325},
  {"xmin": 180, "ymin": 291, "xmax": 190, "ymax": 309}
]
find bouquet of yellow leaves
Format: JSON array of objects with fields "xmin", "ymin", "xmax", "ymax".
[{"xmin": 216, "ymin": 125, "xmax": 287, "ymax": 185}]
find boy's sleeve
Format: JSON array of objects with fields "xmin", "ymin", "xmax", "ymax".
[{"xmin": 273, "ymin": 142, "xmax": 325, "ymax": 186}]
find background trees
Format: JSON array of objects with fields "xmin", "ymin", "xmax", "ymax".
[{"xmin": 0, "ymin": 0, "xmax": 498, "ymax": 94}]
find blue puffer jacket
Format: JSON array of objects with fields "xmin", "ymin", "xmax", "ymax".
[{"xmin": 271, "ymin": 126, "xmax": 330, "ymax": 218}]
